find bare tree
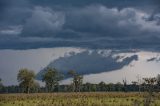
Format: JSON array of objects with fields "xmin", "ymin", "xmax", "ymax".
[
  {"xmin": 136, "ymin": 74, "xmax": 142, "ymax": 93},
  {"xmin": 122, "ymin": 78, "xmax": 127, "ymax": 92},
  {"xmin": 143, "ymin": 77, "xmax": 157, "ymax": 106}
]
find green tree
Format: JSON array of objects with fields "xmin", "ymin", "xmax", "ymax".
[
  {"xmin": 91, "ymin": 84, "xmax": 97, "ymax": 92},
  {"xmin": 107, "ymin": 83, "xmax": 114, "ymax": 91},
  {"xmin": 42, "ymin": 67, "xmax": 62, "ymax": 92},
  {"xmin": 68, "ymin": 70, "xmax": 83, "ymax": 92},
  {"xmin": 83, "ymin": 82, "xmax": 93, "ymax": 92},
  {"xmin": 98, "ymin": 81, "xmax": 107, "ymax": 91},
  {"xmin": 17, "ymin": 68, "xmax": 35, "ymax": 93},
  {"xmin": 115, "ymin": 82, "xmax": 123, "ymax": 91},
  {"xmin": 31, "ymin": 82, "xmax": 40, "ymax": 93}
]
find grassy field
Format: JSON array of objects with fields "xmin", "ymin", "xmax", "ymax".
[{"xmin": 0, "ymin": 92, "xmax": 160, "ymax": 106}]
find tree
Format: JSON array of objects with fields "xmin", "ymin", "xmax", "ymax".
[
  {"xmin": 143, "ymin": 77, "xmax": 157, "ymax": 94},
  {"xmin": 0, "ymin": 78, "xmax": 3, "ymax": 92},
  {"xmin": 156, "ymin": 74, "xmax": 160, "ymax": 92},
  {"xmin": 42, "ymin": 67, "xmax": 62, "ymax": 92},
  {"xmin": 136, "ymin": 74, "xmax": 142, "ymax": 93},
  {"xmin": 122, "ymin": 78, "xmax": 128, "ymax": 92},
  {"xmin": 98, "ymin": 81, "xmax": 107, "ymax": 91},
  {"xmin": 74, "ymin": 75, "xmax": 83, "ymax": 92},
  {"xmin": 68, "ymin": 70, "xmax": 83, "ymax": 92},
  {"xmin": 115, "ymin": 82, "xmax": 123, "ymax": 92},
  {"xmin": 143, "ymin": 77, "xmax": 157, "ymax": 106},
  {"xmin": 107, "ymin": 83, "xmax": 114, "ymax": 91},
  {"xmin": 17, "ymin": 68, "xmax": 35, "ymax": 93},
  {"xmin": 131, "ymin": 81, "xmax": 138, "ymax": 91},
  {"xmin": 31, "ymin": 82, "xmax": 40, "ymax": 93},
  {"xmin": 156, "ymin": 74, "xmax": 160, "ymax": 86},
  {"xmin": 83, "ymin": 82, "xmax": 96, "ymax": 92}
]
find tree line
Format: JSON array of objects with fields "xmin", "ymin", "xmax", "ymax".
[{"xmin": 0, "ymin": 67, "xmax": 160, "ymax": 94}]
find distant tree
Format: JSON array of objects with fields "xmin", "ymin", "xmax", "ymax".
[
  {"xmin": 115, "ymin": 82, "xmax": 123, "ymax": 91},
  {"xmin": 68, "ymin": 70, "xmax": 83, "ymax": 92},
  {"xmin": 123, "ymin": 78, "xmax": 128, "ymax": 92},
  {"xmin": 156, "ymin": 74, "xmax": 160, "ymax": 86},
  {"xmin": 42, "ymin": 67, "xmax": 62, "ymax": 92},
  {"xmin": 155, "ymin": 74, "xmax": 160, "ymax": 92},
  {"xmin": 98, "ymin": 81, "xmax": 107, "ymax": 91},
  {"xmin": 0, "ymin": 78, "xmax": 3, "ymax": 92},
  {"xmin": 17, "ymin": 68, "xmax": 35, "ymax": 93},
  {"xmin": 5, "ymin": 85, "xmax": 20, "ymax": 93},
  {"xmin": 131, "ymin": 81, "xmax": 138, "ymax": 91},
  {"xmin": 132, "ymin": 81, "xmax": 138, "ymax": 85},
  {"xmin": 143, "ymin": 77, "xmax": 157, "ymax": 94},
  {"xmin": 0, "ymin": 78, "xmax": 2, "ymax": 85},
  {"xmin": 83, "ymin": 82, "xmax": 91, "ymax": 92},
  {"xmin": 107, "ymin": 83, "xmax": 114, "ymax": 91},
  {"xmin": 83, "ymin": 82, "xmax": 96, "ymax": 92},
  {"xmin": 136, "ymin": 74, "xmax": 142, "ymax": 93},
  {"xmin": 91, "ymin": 84, "xmax": 97, "ymax": 92},
  {"xmin": 123, "ymin": 78, "xmax": 127, "ymax": 92}
]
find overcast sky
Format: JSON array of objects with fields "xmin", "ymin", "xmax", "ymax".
[
  {"xmin": 0, "ymin": 0, "xmax": 160, "ymax": 50},
  {"xmin": 0, "ymin": 0, "xmax": 160, "ymax": 85}
]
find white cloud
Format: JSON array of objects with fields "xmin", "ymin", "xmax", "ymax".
[
  {"xmin": 118, "ymin": 8, "xmax": 160, "ymax": 32},
  {"xmin": 0, "ymin": 25, "xmax": 22, "ymax": 35}
]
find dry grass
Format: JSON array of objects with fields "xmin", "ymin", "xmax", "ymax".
[{"xmin": 0, "ymin": 92, "xmax": 160, "ymax": 106}]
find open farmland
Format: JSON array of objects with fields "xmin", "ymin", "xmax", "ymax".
[{"xmin": 1, "ymin": 92, "xmax": 160, "ymax": 106}]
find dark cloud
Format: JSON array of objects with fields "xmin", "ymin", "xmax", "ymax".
[
  {"xmin": 21, "ymin": 6, "xmax": 65, "ymax": 37},
  {"xmin": 36, "ymin": 50, "xmax": 138, "ymax": 79},
  {"xmin": 0, "ymin": 0, "xmax": 160, "ymax": 50},
  {"xmin": 30, "ymin": 0, "xmax": 158, "ymax": 9},
  {"xmin": 147, "ymin": 57, "xmax": 157, "ymax": 62},
  {"xmin": 0, "ymin": 0, "xmax": 31, "ymax": 23}
]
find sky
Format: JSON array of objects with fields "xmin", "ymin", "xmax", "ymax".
[
  {"xmin": 0, "ymin": 0, "xmax": 160, "ymax": 50},
  {"xmin": 0, "ymin": 0, "xmax": 160, "ymax": 85}
]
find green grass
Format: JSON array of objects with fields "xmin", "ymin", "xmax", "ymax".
[{"xmin": 0, "ymin": 92, "xmax": 160, "ymax": 106}]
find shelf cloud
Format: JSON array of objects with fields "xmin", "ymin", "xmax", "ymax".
[{"xmin": 37, "ymin": 50, "xmax": 138, "ymax": 79}]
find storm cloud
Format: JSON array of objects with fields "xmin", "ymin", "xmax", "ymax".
[
  {"xmin": 0, "ymin": 0, "xmax": 160, "ymax": 50},
  {"xmin": 37, "ymin": 50, "xmax": 138, "ymax": 79}
]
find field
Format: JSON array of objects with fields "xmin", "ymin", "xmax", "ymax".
[{"xmin": 1, "ymin": 92, "xmax": 160, "ymax": 106}]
